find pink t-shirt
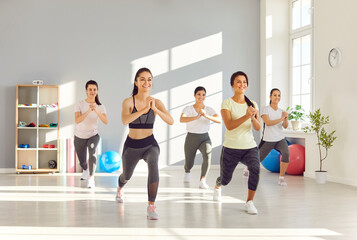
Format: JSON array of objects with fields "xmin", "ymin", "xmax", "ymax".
[{"xmin": 74, "ymin": 100, "xmax": 106, "ymax": 139}]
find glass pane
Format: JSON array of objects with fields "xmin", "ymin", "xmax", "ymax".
[
  {"xmin": 292, "ymin": 0, "xmax": 301, "ymax": 30},
  {"xmin": 301, "ymin": 65, "xmax": 311, "ymax": 94},
  {"xmin": 301, "ymin": 34, "xmax": 311, "ymax": 65},
  {"xmin": 292, "ymin": 95, "xmax": 301, "ymax": 107},
  {"xmin": 266, "ymin": 15, "xmax": 272, "ymax": 39},
  {"xmin": 292, "ymin": 38, "xmax": 301, "ymax": 66},
  {"xmin": 301, "ymin": 0, "xmax": 311, "ymax": 27},
  {"xmin": 301, "ymin": 94, "xmax": 311, "ymax": 114},
  {"xmin": 292, "ymin": 66, "xmax": 301, "ymax": 95}
]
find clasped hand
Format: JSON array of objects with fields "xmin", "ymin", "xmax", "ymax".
[
  {"xmin": 281, "ymin": 111, "xmax": 288, "ymax": 119},
  {"xmin": 145, "ymin": 97, "xmax": 157, "ymax": 112},
  {"xmin": 89, "ymin": 104, "xmax": 97, "ymax": 112},
  {"xmin": 246, "ymin": 106, "xmax": 258, "ymax": 118},
  {"xmin": 195, "ymin": 108, "xmax": 206, "ymax": 119}
]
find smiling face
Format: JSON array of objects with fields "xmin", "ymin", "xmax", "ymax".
[
  {"xmin": 135, "ymin": 71, "xmax": 152, "ymax": 93},
  {"xmin": 86, "ymin": 84, "xmax": 98, "ymax": 99},
  {"xmin": 232, "ymin": 75, "xmax": 248, "ymax": 94},
  {"xmin": 270, "ymin": 89, "xmax": 281, "ymax": 105},
  {"xmin": 194, "ymin": 90, "xmax": 206, "ymax": 104}
]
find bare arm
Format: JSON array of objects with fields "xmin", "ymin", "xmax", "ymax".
[
  {"xmin": 151, "ymin": 98, "xmax": 174, "ymax": 125},
  {"xmin": 121, "ymin": 97, "xmax": 151, "ymax": 125},
  {"xmin": 261, "ymin": 111, "xmax": 288, "ymax": 128},
  {"xmin": 251, "ymin": 108, "xmax": 261, "ymax": 131},
  {"xmin": 92, "ymin": 105, "xmax": 108, "ymax": 125},
  {"xmin": 180, "ymin": 113, "xmax": 201, "ymax": 123},
  {"xmin": 282, "ymin": 111, "xmax": 289, "ymax": 128},
  {"xmin": 261, "ymin": 115, "xmax": 284, "ymax": 126},
  {"xmin": 200, "ymin": 109, "xmax": 221, "ymax": 124},
  {"xmin": 75, "ymin": 108, "xmax": 91, "ymax": 124},
  {"xmin": 222, "ymin": 106, "xmax": 260, "ymax": 131},
  {"xmin": 221, "ymin": 109, "xmax": 250, "ymax": 131}
]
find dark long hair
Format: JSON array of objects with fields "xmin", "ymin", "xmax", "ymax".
[
  {"xmin": 132, "ymin": 67, "xmax": 153, "ymax": 96},
  {"xmin": 269, "ymin": 88, "xmax": 281, "ymax": 104},
  {"xmin": 230, "ymin": 71, "xmax": 255, "ymax": 108},
  {"xmin": 85, "ymin": 80, "xmax": 101, "ymax": 105},
  {"xmin": 194, "ymin": 86, "xmax": 206, "ymax": 95}
]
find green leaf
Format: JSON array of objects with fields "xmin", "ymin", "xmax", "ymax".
[{"xmin": 305, "ymin": 108, "xmax": 337, "ymax": 170}]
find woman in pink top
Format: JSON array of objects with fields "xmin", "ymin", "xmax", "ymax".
[{"xmin": 74, "ymin": 80, "xmax": 108, "ymax": 188}]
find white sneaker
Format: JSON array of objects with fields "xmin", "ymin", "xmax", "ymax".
[
  {"xmin": 199, "ymin": 179, "xmax": 209, "ymax": 189},
  {"xmin": 81, "ymin": 168, "xmax": 89, "ymax": 180},
  {"xmin": 115, "ymin": 188, "xmax": 124, "ymax": 203},
  {"xmin": 87, "ymin": 177, "xmax": 95, "ymax": 188},
  {"xmin": 278, "ymin": 177, "xmax": 288, "ymax": 186},
  {"xmin": 243, "ymin": 168, "xmax": 249, "ymax": 178},
  {"xmin": 183, "ymin": 172, "xmax": 190, "ymax": 183},
  {"xmin": 213, "ymin": 187, "xmax": 221, "ymax": 201},
  {"xmin": 245, "ymin": 200, "xmax": 258, "ymax": 215},
  {"xmin": 147, "ymin": 205, "xmax": 159, "ymax": 220}
]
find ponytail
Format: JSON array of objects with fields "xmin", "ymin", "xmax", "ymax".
[
  {"xmin": 132, "ymin": 85, "xmax": 138, "ymax": 96},
  {"xmin": 95, "ymin": 95, "xmax": 101, "ymax": 105},
  {"xmin": 132, "ymin": 67, "xmax": 152, "ymax": 96},
  {"xmin": 85, "ymin": 80, "xmax": 102, "ymax": 105},
  {"xmin": 244, "ymin": 95, "xmax": 255, "ymax": 108}
]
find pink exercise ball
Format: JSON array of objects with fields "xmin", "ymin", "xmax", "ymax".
[{"xmin": 281, "ymin": 144, "xmax": 305, "ymax": 175}]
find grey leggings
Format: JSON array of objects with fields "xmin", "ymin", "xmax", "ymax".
[
  {"xmin": 259, "ymin": 139, "xmax": 289, "ymax": 163},
  {"xmin": 118, "ymin": 135, "xmax": 160, "ymax": 202},
  {"xmin": 184, "ymin": 132, "xmax": 212, "ymax": 179},
  {"xmin": 216, "ymin": 147, "xmax": 260, "ymax": 191},
  {"xmin": 74, "ymin": 134, "xmax": 100, "ymax": 176}
]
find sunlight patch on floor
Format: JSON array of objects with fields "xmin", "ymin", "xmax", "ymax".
[{"xmin": 0, "ymin": 226, "xmax": 341, "ymax": 240}]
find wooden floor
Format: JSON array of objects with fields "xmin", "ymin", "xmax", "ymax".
[{"xmin": 0, "ymin": 165, "xmax": 356, "ymax": 239}]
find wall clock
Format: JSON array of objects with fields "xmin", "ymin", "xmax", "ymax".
[{"xmin": 328, "ymin": 48, "xmax": 342, "ymax": 68}]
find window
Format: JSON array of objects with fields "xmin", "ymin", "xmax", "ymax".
[{"xmin": 290, "ymin": 0, "xmax": 313, "ymax": 114}]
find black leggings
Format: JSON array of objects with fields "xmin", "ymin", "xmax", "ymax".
[
  {"xmin": 216, "ymin": 146, "xmax": 260, "ymax": 191},
  {"xmin": 184, "ymin": 132, "xmax": 212, "ymax": 179},
  {"xmin": 259, "ymin": 139, "xmax": 290, "ymax": 163},
  {"xmin": 74, "ymin": 134, "xmax": 100, "ymax": 176},
  {"xmin": 118, "ymin": 135, "xmax": 160, "ymax": 202}
]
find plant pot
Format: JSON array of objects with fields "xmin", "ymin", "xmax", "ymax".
[
  {"xmin": 315, "ymin": 170, "xmax": 327, "ymax": 184},
  {"xmin": 291, "ymin": 120, "xmax": 302, "ymax": 130}
]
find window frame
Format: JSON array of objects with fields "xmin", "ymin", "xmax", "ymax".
[{"xmin": 289, "ymin": 0, "xmax": 314, "ymax": 115}]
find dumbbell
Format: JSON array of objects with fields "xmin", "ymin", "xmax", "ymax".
[{"xmin": 21, "ymin": 165, "xmax": 32, "ymax": 170}]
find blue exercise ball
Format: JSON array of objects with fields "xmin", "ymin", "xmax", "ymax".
[
  {"xmin": 100, "ymin": 151, "xmax": 121, "ymax": 173},
  {"xmin": 261, "ymin": 149, "xmax": 280, "ymax": 172}
]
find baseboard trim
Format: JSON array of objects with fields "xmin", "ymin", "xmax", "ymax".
[
  {"xmin": 327, "ymin": 175, "xmax": 357, "ymax": 187},
  {"xmin": 0, "ymin": 168, "xmax": 15, "ymax": 173},
  {"xmin": 304, "ymin": 171, "xmax": 357, "ymax": 187}
]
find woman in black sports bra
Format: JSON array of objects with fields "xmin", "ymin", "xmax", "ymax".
[{"xmin": 116, "ymin": 67, "xmax": 173, "ymax": 220}]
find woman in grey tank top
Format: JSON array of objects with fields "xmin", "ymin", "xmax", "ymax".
[{"xmin": 116, "ymin": 68, "xmax": 173, "ymax": 220}]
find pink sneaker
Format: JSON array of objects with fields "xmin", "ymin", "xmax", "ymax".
[
  {"xmin": 243, "ymin": 168, "xmax": 249, "ymax": 178},
  {"xmin": 147, "ymin": 205, "xmax": 159, "ymax": 220}
]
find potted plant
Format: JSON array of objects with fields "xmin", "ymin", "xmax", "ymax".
[
  {"xmin": 303, "ymin": 109, "xmax": 337, "ymax": 184},
  {"xmin": 286, "ymin": 105, "xmax": 306, "ymax": 130}
]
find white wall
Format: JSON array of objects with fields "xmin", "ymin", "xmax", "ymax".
[
  {"xmin": 0, "ymin": 0, "xmax": 260, "ymax": 170},
  {"xmin": 314, "ymin": 0, "xmax": 357, "ymax": 186},
  {"xmin": 261, "ymin": 0, "xmax": 357, "ymax": 186}
]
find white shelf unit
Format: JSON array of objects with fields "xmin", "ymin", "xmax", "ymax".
[{"xmin": 15, "ymin": 85, "xmax": 60, "ymax": 173}]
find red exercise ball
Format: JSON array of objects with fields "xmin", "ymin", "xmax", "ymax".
[{"xmin": 281, "ymin": 144, "xmax": 305, "ymax": 175}]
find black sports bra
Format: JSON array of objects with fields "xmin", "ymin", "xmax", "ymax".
[{"xmin": 128, "ymin": 96, "xmax": 156, "ymax": 129}]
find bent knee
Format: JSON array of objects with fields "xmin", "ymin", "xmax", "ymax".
[{"xmin": 281, "ymin": 152, "xmax": 290, "ymax": 163}]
